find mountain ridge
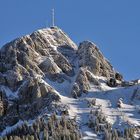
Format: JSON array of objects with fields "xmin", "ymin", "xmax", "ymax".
[{"xmin": 0, "ymin": 26, "xmax": 140, "ymax": 140}]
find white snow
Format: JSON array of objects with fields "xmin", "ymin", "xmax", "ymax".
[
  {"xmin": 1, "ymin": 58, "xmax": 140, "ymax": 139},
  {"xmin": 38, "ymin": 27, "xmax": 77, "ymax": 51},
  {"xmin": 43, "ymin": 72, "xmax": 140, "ymax": 139},
  {"xmin": 2, "ymin": 26, "xmax": 140, "ymax": 139},
  {"xmin": 1, "ymin": 72, "xmax": 140, "ymax": 139}
]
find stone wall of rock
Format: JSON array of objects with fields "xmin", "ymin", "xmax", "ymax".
[
  {"xmin": 71, "ymin": 41, "xmax": 118, "ymax": 97},
  {"xmin": 0, "ymin": 27, "xmax": 77, "ymax": 92},
  {"xmin": 0, "ymin": 27, "xmax": 78, "ymax": 130},
  {"xmin": 78, "ymin": 41, "xmax": 115, "ymax": 78},
  {"xmin": 71, "ymin": 68, "xmax": 101, "ymax": 98},
  {"xmin": 0, "ymin": 27, "xmax": 123, "ymax": 132}
]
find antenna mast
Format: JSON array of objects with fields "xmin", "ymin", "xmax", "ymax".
[{"xmin": 52, "ymin": 8, "xmax": 55, "ymax": 27}]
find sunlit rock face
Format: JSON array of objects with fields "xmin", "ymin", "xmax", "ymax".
[
  {"xmin": 78, "ymin": 41, "xmax": 115, "ymax": 78},
  {"xmin": 0, "ymin": 27, "xmax": 77, "ymax": 91},
  {"xmin": 0, "ymin": 27, "xmax": 123, "ymax": 135}
]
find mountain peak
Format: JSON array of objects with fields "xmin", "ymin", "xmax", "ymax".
[
  {"xmin": 33, "ymin": 26, "xmax": 78, "ymax": 50},
  {"xmin": 0, "ymin": 27, "xmax": 140, "ymax": 139},
  {"xmin": 1, "ymin": 26, "xmax": 77, "ymax": 51}
]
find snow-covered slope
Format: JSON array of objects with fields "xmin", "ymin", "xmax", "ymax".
[
  {"xmin": 45, "ymin": 74, "xmax": 140, "ymax": 139},
  {"xmin": 0, "ymin": 26, "xmax": 140, "ymax": 140}
]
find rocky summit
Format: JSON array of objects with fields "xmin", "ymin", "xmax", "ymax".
[{"xmin": 0, "ymin": 27, "xmax": 140, "ymax": 140}]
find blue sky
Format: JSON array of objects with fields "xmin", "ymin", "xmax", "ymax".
[{"xmin": 0, "ymin": 0, "xmax": 140, "ymax": 80}]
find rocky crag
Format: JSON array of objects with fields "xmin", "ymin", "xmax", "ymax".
[{"xmin": 0, "ymin": 27, "xmax": 140, "ymax": 140}]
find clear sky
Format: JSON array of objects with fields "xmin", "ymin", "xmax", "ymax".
[{"xmin": 0, "ymin": 0, "xmax": 140, "ymax": 80}]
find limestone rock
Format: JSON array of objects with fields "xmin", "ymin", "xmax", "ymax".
[
  {"xmin": 71, "ymin": 68, "xmax": 90, "ymax": 98},
  {"xmin": 18, "ymin": 77, "xmax": 60, "ymax": 104},
  {"xmin": 5, "ymin": 70, "xmax": 23, "ymax": 91},
  {"xmin": 39, "ymin": 57, "xmax": 62, "ymax": 76},
  {"xmin": 0, "ymin": 27, "xmax": 125, "ymax": 132},
  {"xmin": 71, "ymin": 68, "xmax": 100, "ymax": 98},
  {"xmin": 78, "ymin": 41, "xmax": 115, "ymax": 78},
  {"xmin": 85, "ymin": 70, "xmax": 100, "ymax": 85},
  {"xmin": 0, "ymin": 27, "xmax": 77, "ymax": 87},
  {"xmin": 52, "ymin": 52, "xmax": 74, "ymax": 76}
]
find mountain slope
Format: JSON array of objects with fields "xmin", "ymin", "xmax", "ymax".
[{"xmin": 0, "ymin": 26, "xmax": 140, "ymax": 140}]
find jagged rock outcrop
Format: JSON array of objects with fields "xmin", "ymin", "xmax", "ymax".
[
  {"xmin": 78, "ymin": 41, "xmax": 115, "ymax": 78},
  {"xmin": 0, "ymin": 27, "xmax": 78, "ymax": 131},
  {"xmin": 85, "ymin": 70, "xmax": 100, "ymax": 85},
  {"xmin": 71, "ymin": 68, "xmax": 101, "ymax": 98},
  {"xmin": 71, "ymin": 41, "xmax": 118, "ymax": 97},
  {"xmin": 0, "ymin": 26, "xmax": 123, "ymax": 134},
  {"xmin": 0, "ymin": 27, "xmax": 77, "ymax": 91},
  {"xmin": 0, "ymin": 27, "xmax": 122, "ymax": 102},
  {"xmin": 1, "ymin": 26, "xmax": 140, "ymax": 140},
  {"xmin": 72, "ymin": 68, "xmax": 90, "ymax": 98},
  {"xmin": 18, "ymin": 77, "xmax": 60, "ymax": 104},
  {"xmin": 38, "ymin": 57, "xmax": 62, "ymax": 80},
  {"xmin": 52, "ymin": 52, "xmax": 74, "ymax": 76}
]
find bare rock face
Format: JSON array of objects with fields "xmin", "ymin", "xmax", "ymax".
[
  {"xmin": 0, "ymin": 27, "xmax": 78, "ymax": 130},
  {"xmin": 0, "ymin": 27, "xmax": 77, "ymax": 91},
  {"xmin": 78, "ymin": 41, "xmax": 115, "ymax": 78},
  {"xmin": 18, "ymin": 77, "xmax": 60, "ymax": 104},
  {"xmin": 0, "ymin": 27, "xmax": 123, "ymax": 133},
  {"xmin": 0, "ymin": 30, "xmax": 117, "ymax": 99},
  {"xmin": 71, "ymin": 68, "xmax": 90, "ymax": 98},
  {"xmin": 85, "ymin": 70, "xmax": 100, "ymax": 85},
  {"xmin": 5, "ymin": 70, "xmax": 23, "ymax": 91},
  {"xmin": 71, "ymin": 68, "xmax": 100, "ymax": 98},
  {"xmin": 52, "ymin": 52, "xmax": 74, "ymax": 76},
  {"xmin": 39, "ymin": 57, "xmax": 62, "ymax": 80},
  {"xmin": 71, "ymin": 41, "xmax": 118, "ymax": 97}
]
